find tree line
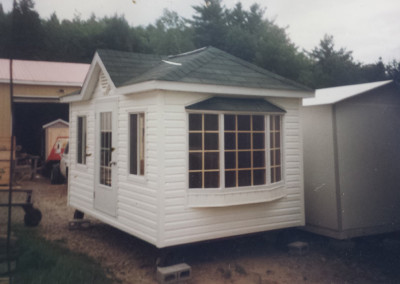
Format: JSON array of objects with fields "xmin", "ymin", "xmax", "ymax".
[{"xmin": 1, "ymin": 0, "xmax": 399, "ymax": 88}]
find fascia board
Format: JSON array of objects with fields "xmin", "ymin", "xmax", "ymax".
[
  {"xmin": 61, "ymin": 53, "xmax": 116, "ymax": 103},
  {"xmin": 0, "ymin": 79, "xmax": 84, "ymax": 87},
  {"xmin": 60, "ymin": 93, "xmax": 81, "ymax": 103},
  {"xmin": 42, "ymin": 119, "xmax": 69, "ymax": 129},
  {"xmin": 303, "ymin": 80, "xmax": 392, "ymax": 106},
  {"xmin": 14, "ymin": 96, "xmax": 61, "ymax": 103},
  {"xmin": 117, "ymin": 80, "xmax": 314, "ymax": 98}
]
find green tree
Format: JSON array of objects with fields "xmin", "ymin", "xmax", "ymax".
[
  {"xmin": 308, "ymin": 35, "xmax": 364, "ymax": 88},
  {"xmin": 386, "ymin": 59, "xmax": 400, "ymax": 81},
  {"xmin": 0, "ymin": 4, "xmax": 12, "ymax": 57},
  {"xmin": 360, "ymin": 59, "xmax": 387, "ymax": 82},
  {"xmin": 190, "ymin": 0, "xmax": 228, "ymax": 50},
  {"xmin": 11, "ymin": 0, "xmax": 44, "ymax": 59},
  {"xmin": 145, "ymin": 9, "xmax": 195, "ymax": 55}
]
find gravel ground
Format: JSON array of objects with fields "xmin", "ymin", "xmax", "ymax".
[{"xmin": 1, "ymin": 177, "xmax": 400, "ymax": 283}]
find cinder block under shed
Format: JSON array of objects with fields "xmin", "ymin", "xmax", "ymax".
[
  {"xmin": 156, "ymin": 263, "xmax": 191, "ymax": 284},
  {"xmin": 288, "ymin": 241, "xmax": 309, "ymax": 256},
  {"xmin": 68, "ymin": 219, "xmax": 91, "ymax": 230}
]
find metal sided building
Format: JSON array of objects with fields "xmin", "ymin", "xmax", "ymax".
[
  {"xmin": 62, "ymin": 47, "xmax": 313, "ymax": 248},
  {"xmin": 302, "ymin": 80, "xmax": 400, "ymax": 239}
]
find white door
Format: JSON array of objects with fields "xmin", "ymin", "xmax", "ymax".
[{"xmin": 94, "ymin": 101, "xmax": 118, "ymax": 216}]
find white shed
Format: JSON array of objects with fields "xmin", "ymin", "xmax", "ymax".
[
  {"xmin": 302, "ymin": 80, "xmax": 400, "ymax": 239},
  {"xmin": 62, "ymin": 47, "xmax": 313, "ymax": 248}
]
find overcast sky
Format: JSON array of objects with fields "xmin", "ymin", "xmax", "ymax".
[{"xmin": 1, "ymin": 0, "xmax": 399, "ymax": 64}]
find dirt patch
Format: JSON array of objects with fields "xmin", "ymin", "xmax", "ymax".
[{"xmin": 2, "ymin": 178, "xmax": 400, "ymax": 283}]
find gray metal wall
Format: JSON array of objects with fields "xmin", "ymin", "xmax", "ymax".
[
  {"xmin": 335, "ymin": 84, "xmax": 400, "ymax": 234},
  {"xmin": 302, "ymin": 105, "xmax": 340, "ymax": 234}
]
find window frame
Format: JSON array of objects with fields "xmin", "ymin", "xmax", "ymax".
[
  {"xmin": 188, "ymin": 111, "xmax": 284, "ymax": 190},
  {"xmin": 76, "ymin": 115, "xmax": 87, "ymax": 165},
  {"xmin": 129, "ymin": 112, "xmax": 145, "ymax": 177},
  {"xmin": 188, "ymin": 113, "xmax": 220, "ymax": 189}
]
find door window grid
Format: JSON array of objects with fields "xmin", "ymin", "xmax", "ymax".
[
  {"xmin": 270, "ymin": 115, "xmax": 282, "ymax": 183},
  {"xmin": 224, "ymin": 115, "xmax": 266, "ymax": 187},
  {"xmin": 188, "ymin": 114, "xmax": 220, "ymax": 188},
  {"xmin": 100, "ymin": 112, "xmax": 112, "ymax": 186}
]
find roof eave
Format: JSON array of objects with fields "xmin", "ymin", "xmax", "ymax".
[
  {"xmin": 0, "ymin": 79, "xmax": 84, "ymax": 87},
  {"xmin": 116, "ymin": 80, "xmax": 314, "ymax": 98},
  {"xmin": 61, "ymin": 52, "xmax": 116, "ymax": 103},
  {"xmin": 303, "ymin": 80, "xmax": 393, "ymax": 106}
]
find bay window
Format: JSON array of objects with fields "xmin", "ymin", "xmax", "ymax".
[{"xmin": 188, "ymin": 112, "xmax": 283, "ymax": 189}]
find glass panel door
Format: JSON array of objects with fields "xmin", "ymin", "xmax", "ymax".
[{"xmin": 100, "ymin": 112, "xmax": 112, "ymax": 186}]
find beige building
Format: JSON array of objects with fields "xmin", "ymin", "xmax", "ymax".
[{"xmin": 0, "ymin": 58, "xmax": 89, "ymax": 183}]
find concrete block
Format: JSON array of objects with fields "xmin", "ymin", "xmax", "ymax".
[
  {"xmin": 157, "ymin": 263, "xmax": 191, "ymax": 284},
  {"xmin": 68, "ymin": 219, "xmax": 91, "ymax": 230},
  {"xmin": 288, "ymin": 241, "xmax": 309, "ymax": 256}
]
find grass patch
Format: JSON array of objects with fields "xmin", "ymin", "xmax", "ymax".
[{"xmin": 12, "ymin": 227, "xmax": 115, "ymax": 284}]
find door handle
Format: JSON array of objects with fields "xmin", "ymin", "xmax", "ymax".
[{"xmin": 109, "ymin": 161, "xmax": 117, "ymax": 166}]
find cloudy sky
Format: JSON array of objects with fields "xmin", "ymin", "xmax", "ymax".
[{"xmin": 1, "ymin": 0, "xmax": 399, "ymax": 64}]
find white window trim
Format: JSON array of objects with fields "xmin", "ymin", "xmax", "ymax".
[
  {"xmin": 127, "ymin": 110, "xmax": 147, "ymax": 182},
  {"xmin": 186, "ymin": 111, "xmax": 286, "ymax": 207}
]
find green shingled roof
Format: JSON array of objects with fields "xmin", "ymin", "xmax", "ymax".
[
  {"xmin": 186, "ymin": 97, "xmax": 286, "ymax": 113},
  {"xmin": 97, "ymin": 47, "xmax": 310, "ymax": 92}
]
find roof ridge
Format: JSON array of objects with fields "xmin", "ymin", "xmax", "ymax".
[
  {"xmin": 211, "ymin": 47, "xmax": 312, "ymax": 91},
  {"xmin": 167, "ymin": 47, "xmax": 208, "ymax": 59},
  {"xmin": 160, "ymin": 47, "xmax": 218, "ymax": 82}
]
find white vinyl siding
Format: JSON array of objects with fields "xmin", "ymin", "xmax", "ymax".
[
  {"xmin": 68, "ymin": 68, "xmax": 304, "ymax": 248},
  {"xmin": 159, "ymin": 94, "xmax": 304, "ymax": 247}
]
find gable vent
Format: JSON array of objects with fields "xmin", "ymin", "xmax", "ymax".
[{"xmin": 99, "ymin": 70, "xmax": 110, "ymax": 95}]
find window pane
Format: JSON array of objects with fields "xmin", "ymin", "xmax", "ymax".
[
  {"xmin": 102, "ymin": 132, "xmax": 111, "ymax": 148},
  {"xmin": 130, "ymin": 114, "xmax": 138, "ymax": 175},
  {"xmin": 274, "ymin": 134, "xmax": 281, "ymax": 149},
  {"xmin": 205, "ymin": 172, "xmax": 219, "ymax": 188},
  {"xmin": 253, "ymin": 133, "xmax": 265, "ymax": 149},
  {"xmin": 189, "ymin": 153, "xmax": 202, "ymax": 170},
  {"xmin": 238, "ymin": 151, "xmax": 251, "ymax": 168},
  {"xmin": 224, "ymin": 133, "xmax": 236, "ymax": 150},
  {"xmin": 77, "ymin": 117, "xmax": 83, "ymax": 163},
  {"xmin": 139, "ymin": 113, "xmax": 145, "ymax": 175},
  {"xmin": 270, "ymin": 116, "xmax": 275, "ymax": 130},
  {"xmin": 100, "ymin": 112, "xmax": 112, "ymax": 186},
  {"xmin": 238, "ymin": 170, "xmax": 251, "ymax": 187},
  {"xmin": 204, "ymin": 114, "xmax": 218, "ymax": 130},
  {"xmin": 205, "ymin": 133, "xmax": 218, "ymax": 150},
  {"xmin": 204, "ymin": 152, "xmax": 219, "ymax": 170},
  {"xmin": 224, "ymin": 152, "xmax": 236, "ymax": 169},
  {"xmin": 238, "ymin": 115, "xmax": 250, "ymax": 130},
  {"xmin": 238, "ymin": 133, "xmax": 251, "ymax": 149},
  {"xmin": 253, "ymin": 151, "xmax": 265, "ymax": 168},
  {"xmin": 275, "ymin": 149, "xmax": 281, "ymax": 166},
  {"xmin": 189, "ymin": 172, "xmax": 202, "ymax": 188},
  {"xmin": 276, "ymin": 168, "xmax": 282, "ymax": 182},
  {"xmin": 275, "ymin": 116, "xmax": 281, "ymax": 130},
  {"xmin": 189, "ymin": 114, "xmax": 202, "ymax": 130},
  {"xmin": 270, "ymin": 133, "xmax": 274, "ymax": 148},
  {"xmin": 224, "ymin": 115, "xmax": 235, "ymax": 130},
  {"xmin": 225, "ymin": 171, "xmax": 236, "ymax": 188},
  {"xmin": 253, "ymin": 169, "xmax": 266, "ymax": 185},
  {"xmin": 189, "ymin": 133, "xmax": 202, "ymax": 150},
  {"xmin": 252, "ymin": 115, "xmax": 264, "ymax": 131},
  {"xmin": 77, "ymin": 116, "xmax": 87, "ymax": 165},
  {"xmin": 271, "ymin": 167, "xmax": 282, "ymax": 183}
]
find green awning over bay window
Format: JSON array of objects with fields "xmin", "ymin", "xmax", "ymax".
[{"xmin": 185, "ymin": 97, "xmax": 286, "ymax": 113}]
